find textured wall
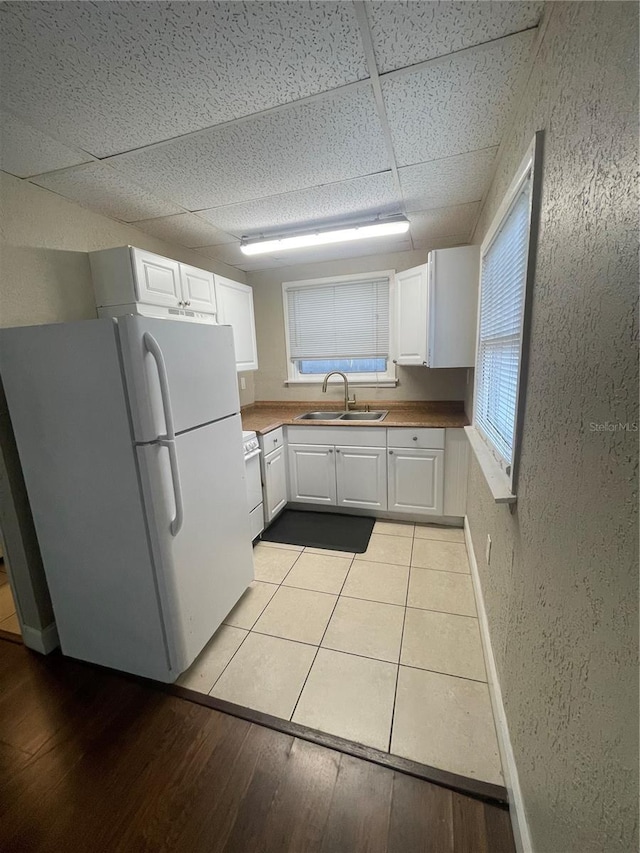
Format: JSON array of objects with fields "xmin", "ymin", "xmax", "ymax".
[
  {"xmin": 466, "ymin": 4, "xmax": 638, "ymax": 852},
  {"xmin": 247, "ymin": 250, "xmax": 469, "ymax": 403}
]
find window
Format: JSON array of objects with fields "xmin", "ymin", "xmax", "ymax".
[
  {"xmin": 472, "ymin": 134, "xmax": 541, "ymax": 496},
  {"xmin": 282, "ymin": 272, "xmax": 396, "ymax": 384}
]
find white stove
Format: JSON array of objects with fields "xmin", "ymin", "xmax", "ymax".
[
  {"xmin": 242, "ymin": 430, "xmax": 264, "ymax": 541},
  {"xmin": 242, "ymin": 430, "xmax": 260, "ymax": 457}
]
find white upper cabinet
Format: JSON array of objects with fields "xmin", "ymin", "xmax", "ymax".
[
  {"xmin": 90, "ymin": 246, "xmax": 216, "ymax": 318},
  {"xmin": 214, "ymin": 275, "xmax": 259, "ymax": 372},
  {"xmin": 179, "ymin": 263, "xmax": 217, "ymax": 315},
  {"xmin": 394, "ymin": 264, "xmax": 429, "ymax": 365},
  {"xmin": 393, "ymin": 245, "xmax": 480, "ymax": 368},
  {"xmin": 133, "ymin": 250, "xmax": 182, "ymax": 308}
]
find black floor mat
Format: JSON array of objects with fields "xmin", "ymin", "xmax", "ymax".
[{"xmin": 261, "ymin": 510, "xmax": 375, "ymax": 554}]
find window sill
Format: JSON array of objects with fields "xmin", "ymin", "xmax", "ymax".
[
  {"xmin": 465, "ymin": 426, "xmax": 517, "ymax": 504},
  {"xmin": 285, "ymin": 378, "xmax": 398, "ymax": 388}
]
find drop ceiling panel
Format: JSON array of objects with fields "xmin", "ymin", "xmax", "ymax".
[
  {"xmin": 108, "ymin": 86, "xmax": 389, "ymax": 210},
  {"xmin": 382, "ymin": 31, "xmax": 536, "ymax": 166},
  {"xmin": 30, "ymin": 163, "xmax": 182, "ymax": 222},
  {"xmin": 131, "ymin": 213, "xmax": 236, "ymax": 248},
  {"xmin": 0, "ymin": 1, "xmax": 368, "ymax": 158},
  {"xmin": 408, "ymin": 203, "xmax": 480, "ymax": 247},
  {"xmin": 419, "ymin": 234, "xmax": 469, "ymax": 253},
  {"xmin": 367, "ymin": 1, "xmax": 543, "ymax": 73},
  {"xmin": 399, "ymin": 148, "xmax": 498, "ymax": 212},
  {"xmin": 0, "ymin": 109, "xmax": 92, "ymax": 178},
  {"xmin": 198, "ymin": 173, "xmax": 401, "ymax": 237},
  {"xmin": 193, "ymin": 243, "xmax": 287, "ymax": 271}
]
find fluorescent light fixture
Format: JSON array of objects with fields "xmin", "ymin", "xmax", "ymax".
[{"xmin": 240, "ymin": 217, "xmax": 410, "ymax": 256}]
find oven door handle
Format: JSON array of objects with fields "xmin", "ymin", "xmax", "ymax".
[{"xmin": 244, "ymin": 448, "xmax": 262, "ymax": 462}]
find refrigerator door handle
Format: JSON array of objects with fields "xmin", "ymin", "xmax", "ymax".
[
  {"xmin": 160, "ymin": 439, "xmax": 184, "ymax": 536},
  {"xmin": 143, "ymin": 332, "xmax": 176, "ymax": 440}
]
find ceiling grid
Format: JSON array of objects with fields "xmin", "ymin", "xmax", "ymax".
[
  {"xmin": 352, "ymin": 1, "xmax": 409, "ymax": 243},
  {"xmin": 0, "ymin": 0, "xmax": 545, "ymax": 270}
]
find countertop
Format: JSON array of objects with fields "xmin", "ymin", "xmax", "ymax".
[{"xmin": 240, "ymin": 401, "xmax": 469, "ymax": 435}]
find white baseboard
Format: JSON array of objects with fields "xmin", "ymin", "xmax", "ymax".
[
  {"xmin": 464, "ymin": 517, "xmax": 532, "ymax": 853},
  {"xmin": 21, "ymin": 621, "xmax": 59, "ymax": 654}
]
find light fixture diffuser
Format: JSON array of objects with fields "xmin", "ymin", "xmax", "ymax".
[{"xmin": 240, "ymin": 217, "xmax": 410, "ymax": 256}]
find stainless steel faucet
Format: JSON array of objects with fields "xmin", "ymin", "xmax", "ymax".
[{"xmin": 321, "ymin": 371, "xmax": 356, "ymax": 411}]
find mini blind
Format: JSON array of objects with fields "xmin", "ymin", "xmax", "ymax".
[
  {"xmin": 286, "ymin": 278, "xmax": 390, "ymax": 360},
  {"xmin": 475, "ymin": 170, "xmax": 532, "ymax": 469}
]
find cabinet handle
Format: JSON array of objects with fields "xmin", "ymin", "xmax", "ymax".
[
  {"xmin": 274, "ymin": 438, "xmax": 278, "ymax": 443},
  {"xmin": 389, "ymin": 450, "xmax": 394, "ymax": 455},
  {"xmin": 392, "ymin": 359, "xmax": 398, "ymax": 364},
  {"xmin": 185, "ymin": 300, "xmax": 191, "ymax": 307},
  {"xmin": 336, "ymin": 448, "xmax": 340, "ymax": 453},
  {"xmin": 178, "ymin": 300, "xmax": 184, "ymax": 307},
  {"xmin": 267, "ymin": 459, "xmax": 272, "ymax": 466},
  {"xmin": 329, "ymin": 449, "xmax": 334, "ymax": 454},
  {"xmin": 413, "ymin": 436, "xmax": 418, "ymax": 441},
  {"xmin": 422, "ymin": 361, "xmax": 427, "ymax": 366}
]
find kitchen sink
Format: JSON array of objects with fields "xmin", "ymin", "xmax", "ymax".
[
  {"xmin": 294, "ymin": 410, "xmax": 388, "ymax": 422},
  {"xmin": 295, "ymin": 411, "xmax": 344, "ymax": 420},
  {"xmin": 338, "ymin": 411, "xmax": 388, "ymax": 421}
]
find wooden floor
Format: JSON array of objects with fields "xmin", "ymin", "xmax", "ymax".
[{"xmin": 0, "ymin": 639, "xmax": 515, "ymax": 852}]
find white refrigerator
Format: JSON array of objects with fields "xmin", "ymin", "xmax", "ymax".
[{"xmin": 0, "ymin": 315, "xmax": 254, "ymax": 682}]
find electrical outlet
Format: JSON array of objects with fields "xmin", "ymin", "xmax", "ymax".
[
  {"xmin": 240, "ymin": 377, "xmax": 246, "ymax": 390},
  {"xmin": 485, "ymin": 534, "xmax": 492, "ymax": 564}
]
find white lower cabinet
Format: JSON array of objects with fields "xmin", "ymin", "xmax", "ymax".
[
  {"xmin": 281, "ymin": 425, "xmax": 463, "ymax": 521},
  {"xmin": 336, "ymin": 446, "xmax": 387, "ymax": 510},
  {"xmin": 263, "ymin": 445, "xmax": 287, "ymax": 522},
  {"xmin": 387, "ymin": 447, "xmax": 444, "ymax": 515},
  {"xmin": 288, "ymin": 444, "xmax": 336, "ymax": 505}
]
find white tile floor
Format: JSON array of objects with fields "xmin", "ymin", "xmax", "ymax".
[{"xmin": 178, "ymin": 521, "xmax": 503, "ymax": 785}]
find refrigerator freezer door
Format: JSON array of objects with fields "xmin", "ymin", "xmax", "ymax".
[
  {"xmin": 0, "ymin": 319, "xmax": 172, "ymax": 680},
  {"xmin": 118, "ymin": 315, "xmax": 240, "ymax": 442},
  {"xmin": 137, "ymin": 413, "xmax": 254, "ymax": 674}
]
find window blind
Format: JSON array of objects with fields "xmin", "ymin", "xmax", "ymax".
[
  {"xmin": 476, "ymin": 173, "xmax": 532, "ymax": 468},
  {"xmin": 286, "ymin": 278, "xmax": 389, "ymax": 360}
]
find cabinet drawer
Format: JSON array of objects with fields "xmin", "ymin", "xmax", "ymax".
[
  {"xmin": 387, "ymin": 428, "xmax": 445, "ymax": 449},
  {"xmin": 286, "ymin": 426, "xmax": 386, "ymax": 447},
  {"xmin": 260, "ymin": 427, "xmax": 284, "ymax": 455}
]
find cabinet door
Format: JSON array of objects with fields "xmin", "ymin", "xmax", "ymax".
[
  {"xmin": 336, "ymin": 446, "xmax": 387, "ymax": 510},
  {"xmin": 426, "ymin": 246, "xmax": 479, "ymax": 368},
  {"xmin": 132, "ymin": 249, "xmax": 182, "ymax": 308},
  {"xmin": 394, "ymin": 265, "xmax": 428, "ymax": 366},
  {"xmin": 214, "ymin": 275, "xmax": 258, "ymax": 372},
  {"xmin": 264, "ymin": 445, "xmax": 287, "ymax": 523},
  {"xmin": 287, "ymin": 444, "xmax": 336, "ymax": 505},
  {"xmin": 388, "ymin": 447, "xmax": 444, "ymax": 515},
  {"xmin": 179, "ymin": 264, "xmax": 217, "ymax": 315}
]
